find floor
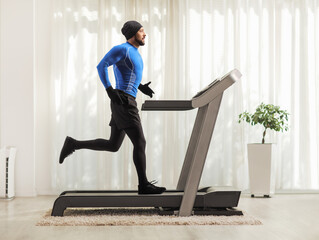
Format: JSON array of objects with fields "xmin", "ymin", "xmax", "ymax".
[{"xmin": 0, "ymin": 194, "xmax": 319, "ymax": 240}]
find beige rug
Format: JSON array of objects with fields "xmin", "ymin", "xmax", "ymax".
[{"xmin": 37, "ymin": 208, "xmax": 262, "ymax": 226}]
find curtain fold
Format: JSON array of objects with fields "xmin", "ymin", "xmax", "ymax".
[{"xmin": 48, "ymin": 0, "xmax": 319, "ymax": 193}]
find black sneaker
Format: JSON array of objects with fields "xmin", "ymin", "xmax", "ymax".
[
  {"xmin": 59, "ymin": 136, "xmax": 76, "ymax": 164},
  {"xmin": 138, "ymin": 180, "xmax": 166, "ymax": 194}
]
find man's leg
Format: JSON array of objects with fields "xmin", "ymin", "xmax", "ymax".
[
  {"xmin": 124, "ymin": 124, "xmax": 166, "ymax": 194},
  {"xmin": 59, "ymin": 125, "xmax": 125, "ymax": 163},
  {"xmin": 74, "ymin": 126, "xmax": 125, "ymax": 151},
  {"xmin": 123, "ymin": 124, "xmax": 148, "ymax": 186}
]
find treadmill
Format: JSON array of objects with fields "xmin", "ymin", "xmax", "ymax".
[{"xmin": 51, "ymin": 69, "xmax": 242, "ymax": 217}]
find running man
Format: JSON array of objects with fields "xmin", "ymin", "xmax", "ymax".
[{"xmin": 59, "ymin": 21, "xmax": 166, "ymax": 195}]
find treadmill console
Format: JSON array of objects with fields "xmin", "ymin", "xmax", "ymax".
[
  {"xmin": 192, "ymin": 78, "xmax": 220, "ymax": 99},
  {"xmin": 190, "ymin": 69, "xmax": 240, "ymax": 108}
]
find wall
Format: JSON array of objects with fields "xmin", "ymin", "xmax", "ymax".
[{"xmin": 0, "ymin": 0, "xmax": 36, "ymax": 196}]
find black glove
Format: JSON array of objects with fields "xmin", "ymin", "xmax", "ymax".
[
  {"xmin": 106, "ymin": 86, "xmax": 124, "ymax": 104},
  {"xmin": 138, "ymin": 82, "xmax": 154, "ymax": 98}
]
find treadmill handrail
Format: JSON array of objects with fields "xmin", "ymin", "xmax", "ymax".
[{"xmin": 141, "ymin": 100, "xmax": 193, "ymax": 111}]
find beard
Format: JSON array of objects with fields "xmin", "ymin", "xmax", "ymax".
[{"xmin": 135, "ymin": 36, "xmax": 145, "ymax": 46}]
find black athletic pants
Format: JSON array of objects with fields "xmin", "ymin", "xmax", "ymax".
[{"xmin": 73, "ymin": 124, "xmax": 148, "ymax": 186}]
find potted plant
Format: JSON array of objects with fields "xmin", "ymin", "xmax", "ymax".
[{"xmin": 238, "ymin": 103, "xmax": 289, "ymax": 197}]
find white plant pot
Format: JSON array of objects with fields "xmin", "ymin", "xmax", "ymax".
[{"xmin": 247, "ymin": 143, "xmax": 276, "ymax": 197}]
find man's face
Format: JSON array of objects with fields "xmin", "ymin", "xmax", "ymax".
[{"xmin": 134, "ymin": 27, "xmax": 146, "ymax": 46}]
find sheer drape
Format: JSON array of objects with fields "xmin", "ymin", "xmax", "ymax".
[{"xmin": 49, "ymin": 0, "xmax": 319, "ymax": 193}]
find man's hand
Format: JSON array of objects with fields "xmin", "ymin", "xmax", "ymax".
[
  {"xmin": 138, "ymin": 82, "xmax": 154, "ymax": 98},
  {"xmin": 106, "ymin": 86, "xmax": 124, "ymax": 104}
]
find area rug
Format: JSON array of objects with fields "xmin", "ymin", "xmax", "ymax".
[{"xmin": 37, "ymin": 208, "xmax": 262, "ymax": 226}]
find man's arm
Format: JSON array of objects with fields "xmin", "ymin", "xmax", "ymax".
[
  {"xmin": 97, "ymin": 45, "xmax": 125, "ymax": 104},
  {"xmin": 96, "ymin": 45, "xmax": 124, "ymax": 89}
]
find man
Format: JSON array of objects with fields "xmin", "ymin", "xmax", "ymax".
[{"xmin": 59, "ymin": 20, "xmax": 166, "ymax": 195}]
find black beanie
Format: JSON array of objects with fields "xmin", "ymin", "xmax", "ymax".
[{"xmin": 121, "ymin": 21, "xmax": 143, "ymax": 40}]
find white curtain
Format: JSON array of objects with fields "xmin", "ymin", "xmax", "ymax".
[{"xmin": 49, "ymin": 0, "xmax": 319, "ymax": 193}]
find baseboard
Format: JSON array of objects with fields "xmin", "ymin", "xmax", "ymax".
[
  {"xmin": 15, "ymin": 190, "xmax": 37, "ymax": 197},
  {"xmin": 241, "ymin": 189, "xmax": 319, "ymax": 194}
]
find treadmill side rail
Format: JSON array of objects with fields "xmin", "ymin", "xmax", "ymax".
[{"xmin": 203, "ymin": 190, "xmax": 241, "ymax": 208}]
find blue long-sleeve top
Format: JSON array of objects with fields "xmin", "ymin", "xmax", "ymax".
[{"xmin": 97, "ymin": 42, "xmax": 143, "ymax": 98}]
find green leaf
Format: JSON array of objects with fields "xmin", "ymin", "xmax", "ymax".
[{"xmin": 238, "ymin": 103, "xmax": 289, "ymax": 142}]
